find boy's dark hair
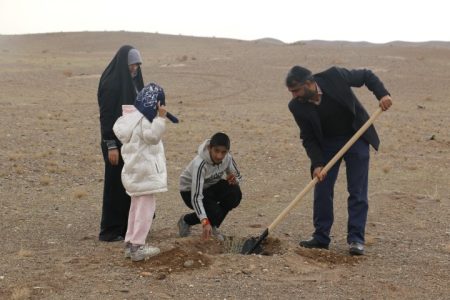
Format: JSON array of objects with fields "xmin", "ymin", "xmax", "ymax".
[
  {"xmin": 210, "ymin": 132, "xmax": 230, "ymax": 150},
  {"xmin": 285, "ymin": 66, "xmax": 314, "ymax": 88}
]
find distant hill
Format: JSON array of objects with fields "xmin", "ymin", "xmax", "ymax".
[{"xmin": 252, "ymin": 38, "xmax": 285, "ymax": 45}]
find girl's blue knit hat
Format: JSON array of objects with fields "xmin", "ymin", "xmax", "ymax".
[{"xmin": 135, "ymin": 83, "xmax": 178, "ymax": 123}]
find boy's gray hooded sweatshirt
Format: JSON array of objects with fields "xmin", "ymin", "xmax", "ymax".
[{"xmin": 179, "ymin": 139, "xmax": 242, "ymax": 220}]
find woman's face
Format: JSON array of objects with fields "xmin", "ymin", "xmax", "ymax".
[{"xmin": 128, "ymin": 63, "xmax": 140, "ymax": 78}]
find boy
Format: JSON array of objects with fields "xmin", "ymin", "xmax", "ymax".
[{"xmin": 178, "ymin": 132, "xmax": 242, "ymax": 240}]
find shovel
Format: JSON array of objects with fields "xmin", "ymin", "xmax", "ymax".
[{"xmin": 241, "ymin": 108, "xmax": 383, "ymax": 254}]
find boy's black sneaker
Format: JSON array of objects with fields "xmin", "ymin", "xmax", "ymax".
[{"xmin": 299, "ymin": 237, "xmax": 329, "ymax": 250}]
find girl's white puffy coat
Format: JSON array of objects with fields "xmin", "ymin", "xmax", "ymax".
[{"xmin": 113, "ymin": 110, "xmax": 167, "ymax": 196}]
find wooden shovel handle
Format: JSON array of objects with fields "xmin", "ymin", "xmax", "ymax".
[{"xmin": 267, "ymin": 107, "xmax": 383, "ymax": 232}]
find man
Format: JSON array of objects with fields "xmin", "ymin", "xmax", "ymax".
[{"xmin": 286, "ymin": 66, "xmax": 392, "ymax": 255}]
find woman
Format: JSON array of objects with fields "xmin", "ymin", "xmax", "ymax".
[{"xmin": 97, "ymin": 45, "xmax": 144, "ymax": 242}]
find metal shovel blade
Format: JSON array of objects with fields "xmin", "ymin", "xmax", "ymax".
[{"xmin": 241, "ymin": 229, "xmax": 268, "ymax": 254}]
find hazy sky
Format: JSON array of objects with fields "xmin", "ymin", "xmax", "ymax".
[{"xmin": 1, "ymin": 0, "xmax": 448, "ymax": 43}]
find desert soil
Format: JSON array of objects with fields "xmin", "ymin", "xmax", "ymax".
[{"xmin": 0, "ymin": 32, "xmax": 449, "ymax": 299}]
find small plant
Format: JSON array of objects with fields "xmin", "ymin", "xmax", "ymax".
[{"xmin": 222, "ymin": 230, "xmax": 246, "ymax": 254}]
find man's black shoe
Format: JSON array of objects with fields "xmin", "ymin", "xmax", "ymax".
[
  {"xmin": 299, "ymin": 237, "xmax": 329, "ymax": 250},
  {"xmin": 349, "ymin": 242, "xmax": 364, "ymax": 256}
]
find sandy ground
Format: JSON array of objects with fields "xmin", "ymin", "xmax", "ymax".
[{"xmin": 0, "ymin": 32, "xmax": 449, "ymax": 299}]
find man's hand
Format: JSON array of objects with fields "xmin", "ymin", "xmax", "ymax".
[
  {"xmin": 379, "ymin": 95, "xmax": 392, "ymax": 111},
  {"xmin": 313, "ymin": 166, "xmax": 326, "ymax": 182},
  {"xmin": 226, "ymin": 173, "xmax": 238, "ymax": 185},
  {"xmin": 108, "ymin": 149, "xmax": 119, "ymax": 166},
  {"xmin": 202, "ymin": 223, "xmax": 212, "ymax": 240}
]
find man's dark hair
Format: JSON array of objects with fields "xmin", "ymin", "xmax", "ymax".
[
  {"xmin": 285, "ymin": 66, "xmax": 314, "ymax": 88},
  {"xmin": 210, "ymin": 132, "xmax": 230, "ymax": 150}
]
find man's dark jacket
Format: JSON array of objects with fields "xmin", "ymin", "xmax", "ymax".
[{"xmin": 288, "ymin": 67, "xmax": 390, "ymax": 171}]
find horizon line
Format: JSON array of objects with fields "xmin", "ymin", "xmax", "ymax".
[{"xmin": 1, "ymin": 30, "xmax": 449, "ymax": 45}]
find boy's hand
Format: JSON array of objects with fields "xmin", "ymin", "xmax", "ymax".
[
  {"xmin": 108, "ymin": 149, "xmax": 119, "ymax": 166},
  {"xmin": 157, "ymin": 101, "xmax": 167, "ymax": 118},
  {"xmin": 226, "ymin": 173, "xmax": 238, "ymax": 185},
  {"xmin": 202, "ymin": 223, "xmax": 212, "ymax": 240}
]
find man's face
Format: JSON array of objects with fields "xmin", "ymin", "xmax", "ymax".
[
  {"xmin": 208, "ymin": 145, "xmax": 228, "ymax": 164},
  {"xmin": 128, "ymin": 63, "xmax": 140, "ymax": 78},
  {"xmin": 288, "ymin": 80, "xmax": 316, "ymax": 101}
]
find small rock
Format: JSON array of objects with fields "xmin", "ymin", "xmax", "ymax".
[
  {"xmin": 262, "ymin": 268, "xmax": 269, "ymax": 272},
  {"xmin": 156, "ymin": 273, "xmax": 166, "ymax": 280},
  {"xmin": 429, "ymin": 135, "xmax": 436, "ymax": 140},
  {"xmin": 184, "ymin": 260, "xmax": 194, "ymax": 268},
  {"xmin": 119, "ymin": 289, "xmax": 129, "ymax": 293},
  {"xmin": 140, "ymin": 272, "xmax": 152, "ymax": 277}
]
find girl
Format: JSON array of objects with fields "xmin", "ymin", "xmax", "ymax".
[{"xmin": 113, "ymin": 83, "xmax": 176, "ymax": 261}]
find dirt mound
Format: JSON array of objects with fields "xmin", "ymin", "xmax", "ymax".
[
  {"xmin": 119, "ymin": 238, "xmax": 222, "ymax": 278},
  {"xmin": 135, "ymin": 247, "xmax": 210, "ymax": 274}
]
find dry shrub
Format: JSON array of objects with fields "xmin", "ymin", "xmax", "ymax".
[
  {"xmin": 40, "ymin": 176, "xmax": 51, "ymax": 186},
  {"xmin": 73, "ymin": 188, "xmax": 88, "ymax": 199},
  {"xmin": 63, "ymin": 70, "xmax": 73, "ymax": 77},
  {"xmin": 45, "ymin": 160, "xmax": 63, "ymax": 173},
  {"xmin": 443, "ymin": 243, "xmax": 450, "ymax": 254},
  {"xmin": 8, "ymin": 153, "xmax": 21, "ymax": 161},
  {"xmin": 11, "ymin": 287, "xmax": 31, "ymax": 300},
  {"xmin": 47, "ymin": 166, "xmax": 58, "ymax": 173},
  {"xmin": 425, "ymin": 185, "xmax": 440, "ymax": 202},
  {"xmin": 382, "ymin": 166, "xmax": 391, "ymax": 174},
  {"xmin": 17, "ymin": 249, "xmax": 33, "ymax": 257},
  {"xmin": 177, "ymin": 55, "xmax": 188, "ymax": 62},
  {"xmin": 35, "ymin": 150, "xmax": 54, "ymax": 159},
  {"xmin": 13, "ymin": 165, "xmax": 25, "ymax": 175}
]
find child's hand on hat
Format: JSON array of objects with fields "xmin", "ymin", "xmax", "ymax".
[{"xmin": 157, "ymin": 101, "xmax": 167, "ymax": 118}]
